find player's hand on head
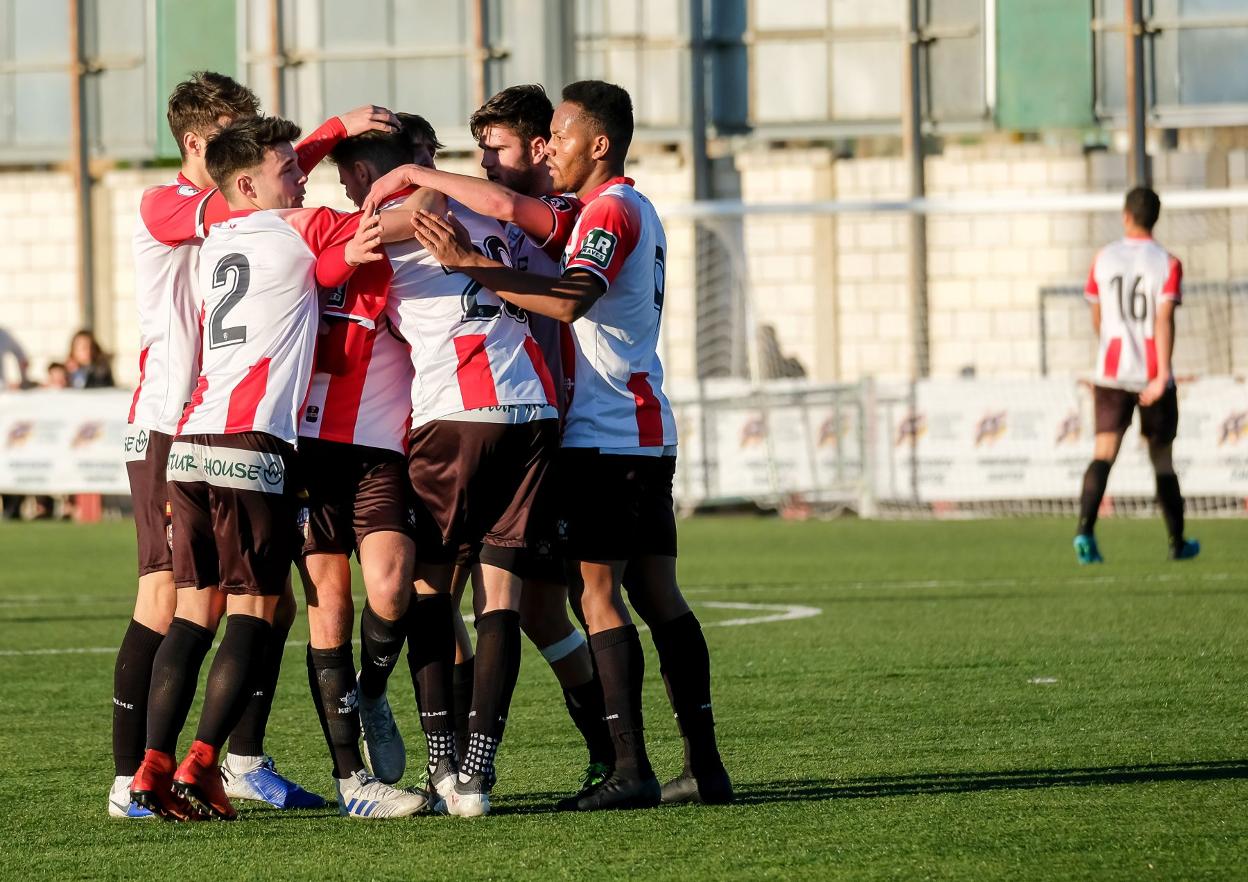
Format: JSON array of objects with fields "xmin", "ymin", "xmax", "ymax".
[
  {"xmin": 345, "ymin": 212, "xmax": 385, "ymax": 266},
  {"xmin": 338, "ymin": 104, "xmax": 400, "ymax": 137},
  {"xmin": 411, "ymin": 209, "xmax": 471, "ymax": 267}
]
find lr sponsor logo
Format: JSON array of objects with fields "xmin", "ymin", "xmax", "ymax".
[
  {"xmin": 575, "ymin": 228, "xmax": 618, "ymax": 269},
  {"xmin": 1219, "ymin": 412, "xmax": 1248, "ymax": 446},
  {"xmin": 975, "ymin": 411, "xmax": 1007, "ymax": 446}
]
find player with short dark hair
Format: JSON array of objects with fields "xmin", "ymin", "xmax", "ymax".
[
  {"xmin": 1074, "ymin": 186, "xmax": 1200, "ymax": 564},
  {"xmin": 129, "ymin": 115, "xmax": 380, "ymax": 821},
  {"xmin": 111, "ymin": 71, "xmax": 396, "ymax": 819},
  {"xmin": 404, "ymin": 79, "xmax": 732, "ymax": 812},
  {"xmin": 291, "ymin": 116, "xmax": 448, "ymax": 819}
]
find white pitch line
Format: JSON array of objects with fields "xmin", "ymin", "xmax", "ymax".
[{"xmin": 0, "ymin": 600, "xmax": 822, "ymax": 657}]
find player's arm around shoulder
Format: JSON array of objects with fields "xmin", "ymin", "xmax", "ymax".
[{"xmin": 409, "ymin": 209, "xmax": 604, "ymax": 322}]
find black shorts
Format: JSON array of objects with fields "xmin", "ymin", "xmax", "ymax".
[
  {"xmin": 167, "ymin": 432, "xmax": 301, "ymax": 596},
  {"xmin": 556, "ymin": 448, "xmax": 678, "ymax": 562},
  {"xmin": 1094, "ymin": 384, "xmax": 1179, "ymax": 444},
  {"xmin": 297, "ymin": 437, "xmax": 415, "ymax": 557},
  {"xmin": 406, "ymin": 418, "xmax": 557, "ymax": 572},
  {"xmin": 124, "ymin": 427, "xmax": 174, "ymax": 577}
]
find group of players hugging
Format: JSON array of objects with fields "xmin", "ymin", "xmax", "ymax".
[{"xmin": 108, "ymin": 71, "xmax": 732, "ymax": 821}]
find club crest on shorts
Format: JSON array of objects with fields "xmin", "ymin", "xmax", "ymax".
[
  {"xmin": 297, "ymin": 506, "xmax": 310, "ymax": 540},
  {"xmin": 555, "ymin": 518, "xmax": 569, "ymax": 540}
]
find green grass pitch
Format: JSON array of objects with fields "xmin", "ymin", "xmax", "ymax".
[{"xmin": 0, "ymin": 516, "xmax": 1245, "ymax": 881}]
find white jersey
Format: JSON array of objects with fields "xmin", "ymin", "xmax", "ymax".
[
  {"xmin": 178, "ymin": 207, "xmax": 348, "ymax": 444},
  {"xmin": 1085, "ymin": 237, "xmax": 1182, "ymax": 392},
  {"xmin": 128, "ymin": 174, "xmax": 226, "ymax": 433},
  {"xmin": 507, "ymin": 212, "xmax": 569, "ymax": 415},
  {"xmin": 385, "ymin": 199, "xmax": 556, "ymax": 428},
  {"xmin": 554, "ymin": 178, "xmax": 676, "ymax": 450}
]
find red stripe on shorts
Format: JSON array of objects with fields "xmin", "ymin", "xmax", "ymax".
[
  {"xmin": 453, "ymin": 334, "xmax": 499, "ymax": 409},
  {"xmin": 224, "ymin": 357, "xmax": 272, "ymax": 433},
  {"xmin": 128, "ymin": 346, "xmax": 149, "ymax": 423},
  {"xmin": 626, "ymin": 371, "xmax": 664, "ymax": 447},
  {"xmin": 1103, "ymin": 337, "xmax": 1122, "ymax": 380},
  {"xmin": 523, "ymin": 336, "xmax": 557, "ymax": 406}
]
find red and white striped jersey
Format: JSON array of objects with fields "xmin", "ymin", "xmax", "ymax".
[
  {"xmin": 128, "ymin": 173, "xmax": 230, "ymax": 433},
  {"xmin": 127, "ymin": 119, "xmax": 348, "ymax": 434},
  {"xmin": 299, "ymin": 193, "xmax": 415, "ymax": 453},
  {"xmin": 384, "ymin": 199, "xmax": 556, "ymax": 427},
  {"xmin": 1085, "ymin": 237, "xmax": 1183, "ymax": 392},
  {"xmin": 553, "ymin": 177, "xmax": 676, "ymax": 450},
  {"xmin": 507, "ymin": 206, "xmax": 571, "ymax": 416},
  {"xmin": 178, "ymin": 207, "xmax": 355, "ymax": 444}
]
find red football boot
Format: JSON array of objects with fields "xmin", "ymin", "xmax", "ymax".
[
  {"xmin": 130, "ymin": 749, "xmax": 197, "ymax": 821},
  {"xmin": 173, "ymin": 741, "xmax": 237, "ymax": 820}
]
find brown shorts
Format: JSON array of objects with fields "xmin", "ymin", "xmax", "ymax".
[
  {"xmin": 406, "ymin": 418, "xmax": 557, "ymax": 572},
  {"xmin": 514, "ymin": 469, "xmax": 566, "ymax": 584},
  {"xmin": 1094, "ymin": 383, "xmax": 1179, "ymax": 444},
  {"xmin": 556, "ymin": 448, "xmax": 678, "ymax": 562},
  {"xmin": 124, "ymin": 427, "xmax": 174, "ymax": 577},
  {"xmin": 298, "ymin": 437, "xmax": 416, "ymax": 557},
  {"xmin": 167, "ymin": 432, "xmax": 301, "ymax": 596}
]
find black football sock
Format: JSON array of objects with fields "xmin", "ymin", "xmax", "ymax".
[
  {"xmin": 652, "ymin": 611, "xmax": 723, "ymax": 778},
  {"xmin": 145, "ymin": 617, "xmax": 213, "ymax": 755},
  {"xmin": 1077, "ymin": 459, "xmax": 1113, "ymax": 536},
  {"xmin": 228, "ymin": 616, "xmax": 290, "ymax": 757},
  {"xmin": 563, "ymin": 666, "xmax": 614, "ymax": 767},
  {"xmin": 589, "ymin": 625, "xmax": 652, "ymax": 779},
  {"xmin": 1156, "ymin": 472, "xmax": 1186, "ymax": 547},
  {"xmin": 452, "ymin": 657, "xmax": 475, "ymax": 763},
  {"xmin": 461, "ymin": 610, "xmax": 522, "ymax": 781},
  {"xmin": 112, "ymin": 619, "xmax": 165, "ymax": 775},
  {"xmin": 405, "ymin": 594, "xmax": 457, "ymax": 768},
  {"xmin": 359, "ymin": 604, "xmax": 405, "ymax": 700},
  {"xmin": 307, "ymin": 643, "xmax": 365, "ymax": 779},
  {"xmin": 194, "ymin": 615, "xmax": 271, "ymax": 750}
]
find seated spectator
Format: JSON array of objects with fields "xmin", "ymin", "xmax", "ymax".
[
  {"xmin": 65, "ymin": 330, "xmax": 114, "ymax": 389},
  {"xmin": 45, "ymin": 362, "xmax": 70, "ymax": 389},
  {"xmin": 0, "ymin": 326, "xmax": 30, "ymax": 390}
]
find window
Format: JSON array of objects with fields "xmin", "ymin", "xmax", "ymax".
[
  {"xmin": 0, "ymin": 0, "xmax": 151, "ymax": 163},
  {"xmin": 1094, "ymin": 0, "xmax": 1248, "ymax": 126},
  {"xmin": 747, "ymin": 0, "xmax": 988, "ymax": 134}
]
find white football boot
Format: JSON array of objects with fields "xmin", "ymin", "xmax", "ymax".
[
  {"xmin": 335, "ymin": 769, "xmax": 430, "ymax": 819},
  {"xmin": 446, "ymin": 771, "xmax": 491, "ymax": 818},
  {"xmin": 107, "ymin": 775, "xmax": 154, "ymax": 819}
]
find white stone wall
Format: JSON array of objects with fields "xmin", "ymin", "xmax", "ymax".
[{"xmin": 0, "ymin": 172, "xmax": 81, "ymax": 383}]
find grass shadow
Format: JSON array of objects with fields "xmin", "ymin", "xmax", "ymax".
[{"xmin": 733, "ymin": 759, "xmax": 1248, "ymax": 804}]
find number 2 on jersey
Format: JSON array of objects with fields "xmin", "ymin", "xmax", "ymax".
[{"xmin": 208, "ymin": 253, "xmax": 250, "ymax": 349}]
